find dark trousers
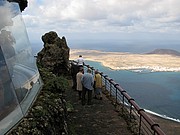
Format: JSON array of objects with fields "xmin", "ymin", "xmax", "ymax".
[
  {"xmin": 82, "ymin": 87, "xmax": 92, "ymax": 105},
  {"xmin": 72, "ymin": 75, "xmax": 77, "ymax": 90},
  {"xmin": 78, "ymin": 91, "xmax": 82, "ymax": 99}
]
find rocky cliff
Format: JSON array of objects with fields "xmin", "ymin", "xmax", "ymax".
[
  {"xmin": 37, "ymin": 31, "xmax": 70, "ymax": 75},
  {"xmin": 8, "ymin": 31, "xmax": 71, "ymax": 134}
]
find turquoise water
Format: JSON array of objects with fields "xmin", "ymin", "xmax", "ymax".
[{"xmin": 86, "ymin": 61, "xmax": 180, "ymax": 121}]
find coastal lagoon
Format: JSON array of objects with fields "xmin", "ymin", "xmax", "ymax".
[{"xmin": 86, "ymin": 60, "xmax": 180, "ymax": 122}]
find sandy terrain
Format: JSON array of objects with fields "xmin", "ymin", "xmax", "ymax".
[{"xmin": 70, "ymin": 49, "xmax": 180, "ymax": 72}]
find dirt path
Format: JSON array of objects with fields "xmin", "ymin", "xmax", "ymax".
[{"xmin": 66, "ymin": 86, "xmax": 132, "ymax": 135}]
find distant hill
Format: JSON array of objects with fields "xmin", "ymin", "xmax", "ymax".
[{"xmin": 146, "ymin": 49, "xmax": 180, "ymax": 56}]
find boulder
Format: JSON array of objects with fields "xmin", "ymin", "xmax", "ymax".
[{"xmin": 37, "ymin": 31, "xmax": 70, "ymax": 75}]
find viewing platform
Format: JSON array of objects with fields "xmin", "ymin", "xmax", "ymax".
[
  {"xmin": 66, "ymin": 80, "xmax": 132, "ymax": 135},
  {"xmin": 69, "ymin": 60, "xmax": 180, "ymax": 135}
]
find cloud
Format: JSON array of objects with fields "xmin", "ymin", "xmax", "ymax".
[{"xmin": 22, "ymin": 0, "xmax": 180, "ymax": 42}]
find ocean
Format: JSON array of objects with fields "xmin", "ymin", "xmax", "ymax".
[
  {"xmin": 31, "ymin": 41, "xmax": 180, "ymax": 122},
  {"xmin": 85, "ymin": 60, "xmax": 180, "ymax": 122},
  {"xmin": 67, "ymin": 39, "xmax": 180, "ymax": 53},
  {"xmin": 31, "ymin": 39, "xmax": 180, "ymax": 55}
]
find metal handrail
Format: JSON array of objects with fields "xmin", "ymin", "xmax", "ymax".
[{"xmin": 82, "ymin": 62, "xmax": 166, "ymax": 135}]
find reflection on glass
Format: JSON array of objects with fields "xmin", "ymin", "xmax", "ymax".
[
  {"xmin": 0, "ymin": 45, "xmax": 18, "ymax": 120},
  {"xmin": 0, "ymin": 1, "xmax": 42, "ymax": 134}
]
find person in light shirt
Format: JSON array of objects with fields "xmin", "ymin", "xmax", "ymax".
[
  {"xmin": 77, "ymin": 55, "xmax": 84, "ymax": 67},
  {"xmin": 76, "ymin": 67, "xmax": 84, "ymax": 100}
]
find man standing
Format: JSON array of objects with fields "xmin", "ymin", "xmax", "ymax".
[
  {"xmin": 77, "ymin": 55, "xmax": 84, "ymax": 67},
  {"xmin": 71, "ymin": 61, "xmax": 79, "ymax": 90},
  {"xmin": 81, "ymin": 68, "xmax": 94, "ymax": 105},
  {"xmin": 76, "ymin": 67, "xmax": 84, "ymax": 100}
]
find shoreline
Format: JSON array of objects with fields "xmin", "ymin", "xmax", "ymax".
[
  {"xmin": 70, "ymin": 49, "xmax": 180, "ymax": 72},
  {"xmin": 145, "ymin": 109, "xmax": 180, "ymax": 123},
  {"xmin": 85, "ymin": 59, "xmax": 180, "ymax": 73}
]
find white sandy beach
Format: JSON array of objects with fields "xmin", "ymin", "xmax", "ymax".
[{"xmin": 70, "ymin": 49, "xmax": 180, "ymax": 72}]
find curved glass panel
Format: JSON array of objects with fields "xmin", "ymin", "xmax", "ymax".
[{"xmin": 0, "ymin": 1, "xmax": 43, "ymax": 134}]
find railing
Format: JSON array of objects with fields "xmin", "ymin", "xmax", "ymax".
[{"xmin": 73, "ymin": 61, "xmax": 166, "ymax": 135}]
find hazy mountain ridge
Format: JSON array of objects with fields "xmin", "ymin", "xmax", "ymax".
[{"xmin": 146, "ymin": 49, "xmax": 180, "ymax": 56}]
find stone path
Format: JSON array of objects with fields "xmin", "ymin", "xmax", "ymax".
[{"xmin": 66, "ymin": 87, "xmax": 132, "ymax": 135}]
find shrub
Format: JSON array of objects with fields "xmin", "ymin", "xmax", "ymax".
[{"xmin": 43, "ymin": 76, "xmax": 69, "ymax": 93}]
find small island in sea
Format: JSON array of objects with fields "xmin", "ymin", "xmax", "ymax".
[{"xmin": 70, "ymin": 48, "xmax": 180, "ymax": 72}]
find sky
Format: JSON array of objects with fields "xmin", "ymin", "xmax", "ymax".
[{"xmin": 22, "ymin": 0, "xmax": 180, "ymax": 52}]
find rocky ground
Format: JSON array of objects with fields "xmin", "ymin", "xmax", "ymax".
[{"xmin": 66, "ymin": 83, "xmax": 133, "ymax": 135}]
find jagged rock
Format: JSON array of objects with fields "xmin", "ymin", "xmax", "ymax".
[{"xmin": 37, "ymin": 31, "xmax": 70, "ymax": 75}]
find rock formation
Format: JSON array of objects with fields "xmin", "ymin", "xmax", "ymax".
[{"xmin": 37, "ymin": 31, "xmax": 70, "ymax": 75}]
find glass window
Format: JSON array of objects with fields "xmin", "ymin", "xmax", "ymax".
[{"xmin": 0, "ymin": 1, "xmax": 43, "ymax": 134}]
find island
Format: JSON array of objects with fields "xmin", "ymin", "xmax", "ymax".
[{"xmin": 70, "ymin": 49, "xmax": 180, "ymax": 72}]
